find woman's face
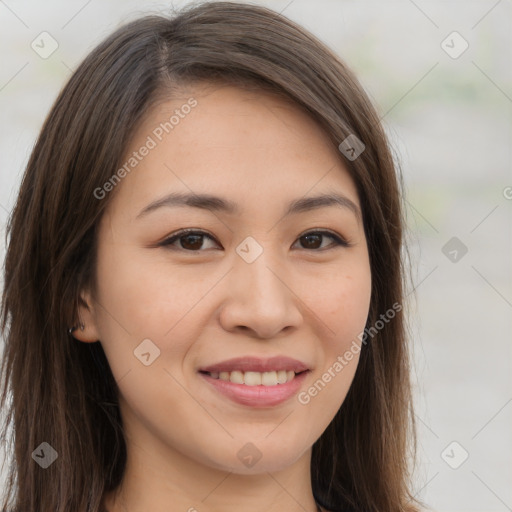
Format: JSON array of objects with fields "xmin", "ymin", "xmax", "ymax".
[{"xmin": 78, "ymin": 84, "xmax": 371, "ymax": 475}]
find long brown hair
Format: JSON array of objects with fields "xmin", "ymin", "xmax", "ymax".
[{"xmin": 1, "ymin": 2, "xmax": 424, "ymax": 511}]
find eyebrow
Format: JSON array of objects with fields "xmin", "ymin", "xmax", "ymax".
[{"xmin": 136, "ymin": 191, "xmax": 361, "ymax": 221}]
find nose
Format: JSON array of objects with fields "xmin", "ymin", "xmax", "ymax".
[{"xmin": 218, "ymin": 246, "xmax": 304, "ymax": 339}]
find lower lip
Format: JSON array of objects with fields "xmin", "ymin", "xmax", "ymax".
[{"xmin": 200, "ymin": 371, "xmax": 309, "ymax": 407}]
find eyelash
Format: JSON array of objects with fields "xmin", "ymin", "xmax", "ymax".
[{"xmin": 159, "ymin": 228, "xmax": 351, "ymax": 252}]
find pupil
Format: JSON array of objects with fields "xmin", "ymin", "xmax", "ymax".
[
  {"xmin": 179, "ymin": 234, "xmax": 323, "ymax": 250},
  {"xmin": 182, "ymin": 234, "xmax": 203, "ymax": 250},
  {"xmin": 303, "ymin": 234, "xmax": 320, "ymax": 249}
]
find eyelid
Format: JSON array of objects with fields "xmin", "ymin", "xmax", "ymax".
[
  {"xmin": 295, "ymin": 228, "xmax": 351, "ymax": 248},
  {"xmin": 159, "ymin": 228, "xmax": 351, "ymax": 251},
  {"xmin": 158, "ymin": 228, "xmax": 221, "ymax": 249}
]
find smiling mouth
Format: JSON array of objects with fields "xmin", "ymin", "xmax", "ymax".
[{"xmin": 199, "ymin": 370, "xmax": 308, "ymax": 386}]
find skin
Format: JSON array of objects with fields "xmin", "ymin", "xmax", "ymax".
[{"xmin": 74, "ymin": 84, "xmax": 372, "ymax": 512}]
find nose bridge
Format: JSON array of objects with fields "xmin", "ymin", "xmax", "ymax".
[
  {"xmin": 233, "ymin": 238, "xmax": 286, "ymax": 302},
  {"xmin": 220, "ymin": 235, "xmax": 303, "ymax": 337}
]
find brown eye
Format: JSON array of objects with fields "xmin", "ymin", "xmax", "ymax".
[
  {"xmin": 160, "ymin": 229, "xmax": 349, "ymax": 253},
  {"xmin": 179, "ymin": 233, "xmax": 205, "ymax": 250},
  {"xmin": 160, "ymin": 230, "xmax": 220, "ymax": 251},
  {"xmin": 300, "ymin": 233, "xmax": 323, "ymax": 249},
  {"xmin": 294, "ymin": 231, "xmax": 349, "ymax": 251}
]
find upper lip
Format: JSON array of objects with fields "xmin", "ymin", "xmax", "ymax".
[{"xmin": 198, "ymin": 356, "xmax": 310, "ymax": 374}]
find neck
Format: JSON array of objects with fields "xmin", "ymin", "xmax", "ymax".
[{"xmin": 102, "ymin": 433, "xmax": 321, "ymax": 512}]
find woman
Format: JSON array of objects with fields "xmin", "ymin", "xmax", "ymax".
[{"xmin": 0, "ymin": 2, "xmax": 424, "ymax": 511}]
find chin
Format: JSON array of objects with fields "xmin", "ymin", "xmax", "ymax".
[{"xmin": 199, "ymin": 435, "xmax": 312, "ymax": 475}]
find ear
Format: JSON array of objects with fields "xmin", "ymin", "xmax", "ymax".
[{"xmin": 70, "ymin": 289, "xmax": 101, "ymax": 343}]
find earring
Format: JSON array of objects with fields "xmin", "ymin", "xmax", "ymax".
[{"xmin": 68, "ymin": 323, "xmax": 85, "ymax": 334}]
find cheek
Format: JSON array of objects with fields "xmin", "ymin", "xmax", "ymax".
[
  {"xmin": 93, "ymin": 244, "xmax": 220, "ymax": 357},
  {"xmin": 296, "ymin": 267, "xmax": 370, "ymax": 424},
  {"xmin": 300, "ymin": 260, "xmax": 372, "ymax": 346},
  {"xmin": 332, "ymin": 274, "xmax": 371, "ymax": 340}
]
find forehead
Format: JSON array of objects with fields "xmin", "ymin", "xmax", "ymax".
[{"xmin": 105, "ymin": 83, "xmax": 360, "ymax": 219}]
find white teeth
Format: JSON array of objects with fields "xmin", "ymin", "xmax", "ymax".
[
  {"xmin": 207, "ymin": 369, "xmax": 299, "ymax": 386},
  {"xmin": 261, "ymin": 371, "xmax": 277, "ymax": 386},
  {"xmin": 230, "ymin": 371, "xmax": 244, "ymax": 384},
  {"xmin": 277, "ymin": 370, "xmax": 288, "ymax": 384},
  {"xmin": 244, "ymin": 371, "xmax": 262, "ymax": 386}
]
